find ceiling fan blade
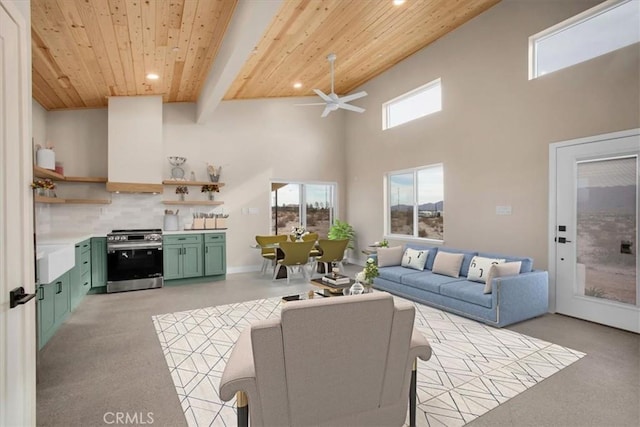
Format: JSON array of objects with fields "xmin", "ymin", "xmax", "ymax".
[
  {"xmin": 295, "ymin": 102, "xmax": 326, "ymax": 106},
  {"xmin": 313, "ymin": 89, "xmax": 333, "ymax": 103},
  {"xmin": 321, "ymin": 106, "xmax": 332, "ymax": 118},
  {"xmin": 338, "ymin": 103, "xmax": 365, "ymax": 113},
  {"xmin": 338, "ymin": 91, "xmax": 368, "ymax": 103}
]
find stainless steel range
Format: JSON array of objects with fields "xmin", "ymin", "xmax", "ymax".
[{"xmin": 107, "ymin": 229, "xmax": 163, "ymax": 293}]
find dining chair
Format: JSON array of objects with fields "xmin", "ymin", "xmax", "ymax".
[
  {"xmin": 313, "ymin": 238, "xmax": 349, "ymax": 275},
  {"xmin": 255, "ymin": 235, "xmax": 287, "ymax": 274},
  {"xmin": 273, "ymin": 240, "xmax": 315, "ymax": 283},
  {"xmin": 302, "ymin": 232, "xmax": 321, "ymax": 259}
]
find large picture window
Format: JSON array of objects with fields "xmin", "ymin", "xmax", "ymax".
[
  {"xmin": 271, "ymin": 181, "xmax": 336, "ymax": 237},
  {"xmin": 387, "ymin": 164, "xmax": 444, "ymax": 240}
]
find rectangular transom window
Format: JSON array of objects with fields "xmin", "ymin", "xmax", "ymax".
[
  {"xmin": 386, "ymin": 164, "xmax": 444, "ymax": 241},
  {"xmin": 382, "ymin": 78, "xmax": 441, "ymax": 130},
  {"xmin": 529, "ymin": 0, "xmax": 640, "ymax": 79}
]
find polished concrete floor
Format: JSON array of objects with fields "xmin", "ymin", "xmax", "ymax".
[{"xmin": 37, "ymin": 268, "xmax": 640, "ymax": 426}]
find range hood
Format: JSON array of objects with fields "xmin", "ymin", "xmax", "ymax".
[{"xmin": 107, "ymin": 96, "xmax": 163, "ymax": 193}]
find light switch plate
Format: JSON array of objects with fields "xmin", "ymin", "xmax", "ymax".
[
  {"xmin": 248, "ymin": 207, "xmax": 259, "ymax": 215},
  {"xmin": 496, "ymin": 205, "xmax": 512, "ymax": 215}
]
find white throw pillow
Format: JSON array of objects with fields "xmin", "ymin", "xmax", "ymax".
[
  {"xmin": 467, "ymin": 256, "xmax": 505, "ymax": 283},
  {"xmin": 377, "ymin": 246, "xmax": 404, "ymax": 267},
  {"xmin": 484, "ymin": 262, "xmax": 522, "ymax": 294},
  {"xmin": 432, "ymin": 252, "xmax": 464, "ymax": 278},
  {"xmin": 401, "ymin": 248, "xmax": 429, "ymax": 271}
]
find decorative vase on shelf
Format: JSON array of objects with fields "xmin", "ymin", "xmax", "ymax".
[
  {"xmin": 36, "ymin": 188, "xmax": 45, "ymax": 197},
  {"xmin": 207, "ymin": 192, "xmax": 215, "ymax": 201},
  {"xmin": 179, "ymin": 194, "xmax": 185, "ymax": 201}
]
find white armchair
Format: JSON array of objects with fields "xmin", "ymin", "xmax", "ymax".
[{"xmin": 219, "ymin": 292, "xmax": 432, "ymax": 426}]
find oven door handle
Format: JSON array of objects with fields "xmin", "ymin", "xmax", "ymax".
[{"xmin": 107, "ymin": 244, "xmax": 162, "ymax": 251}]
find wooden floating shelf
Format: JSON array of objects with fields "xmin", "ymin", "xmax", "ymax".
[
  {"xmin": 106, "ymin": 182, "xmax": 163, "ymax": 193},
  {"xmin": 162, "ymin": 200, "xmax": 224, "ymax": 206},
  {"xmin": 34, "ymin": 165, "xmax": 107, "ymax": 183},
  {"xmin": 162, "ymin": 180, "xmax": 225, "ymax": 187},
  {"xmin": 34, "ymin": 195, "xmax": 65, "ymax": 204},
  {"xmin": 65, "ymin": 176, "xmax": 108, "ymax": 183},
  {"xmin": 33, "ymin": 165, "xmax": 64, "ymax": 181},
  {"xmin": 64, "ymin": 198, "xmax": 111, "ymax": 204}
]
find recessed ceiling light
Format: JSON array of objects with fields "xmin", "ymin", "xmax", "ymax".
[
  {"xmin": 393, "ymin": 0, "xmax": 406, "ymax": 5},
  {"xmin": 146, "ymin": 73, "xmax": 159, "ymax": 80},
  {"xmin": 293, "ymin": 82, "xmax": 303, "ymax": 89}
]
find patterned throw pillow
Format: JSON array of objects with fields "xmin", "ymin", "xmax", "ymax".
[
  {"xmin": 467, "ymin": 256, "xmax": 505, "ymax": 283},
  {"xmin": 484, "ymin": 262, "xmax": 522, "ymax": 294},
  {"xmin": 432, "ymin": 252, "xmax": 464, "ymax": 278},
  {"xmin": 401, "ymin": 248, "xmax": 429, "ymax": 271}
]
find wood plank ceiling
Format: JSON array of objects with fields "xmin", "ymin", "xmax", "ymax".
[{"xmin": 31, "ymin": 0, "xmax": 500, "ymax": 111}]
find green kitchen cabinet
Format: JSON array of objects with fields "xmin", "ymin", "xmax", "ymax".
[
  {"xmin": 70, "ymin": 239, "xmax": 91, "ymax": 310},
  {"xmin": 91, "ymin": 237, "xmax": 107, "ymax": 288},
  {"xmin": 163, "ymin": 234, "xmax": 203, "ymax": 280},
  {"xmin": 53, "ymin": 272, "xmax": 70, "ymax": 325},
  {"xmin": 37, "ymin": 283, "xmax": 56, "ymax": 350},
  {"xmin": 204, "ymin": 233, "xmax": 226, "ymax": 276},
  {"xmin": 37, "ymin": 271, "xmax": 71, "ymax": 350}
]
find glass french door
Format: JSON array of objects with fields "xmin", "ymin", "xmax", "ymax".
[
  {"xmin": 271, "ymin": 181, "xmax": 336, "ymax": 237},
  {"xmin": 553, "ymin": 130, "xmax": 640, "ymax": 332}
]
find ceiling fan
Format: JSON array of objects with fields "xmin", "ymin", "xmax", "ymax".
[{"xmin": 297, "ymin": 53, "xmax": 368, "ymax": 118}]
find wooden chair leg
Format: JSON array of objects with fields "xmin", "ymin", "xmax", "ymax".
[
  {"xmin": 237, "ymin": 391, "xmax": 248, "ymax": 427},
  {"xmin": 410, "ymin": 359, "xmax": 417, "ymax": 427}
]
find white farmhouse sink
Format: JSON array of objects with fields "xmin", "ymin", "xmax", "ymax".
[{"xmin": 37, "ymin": 244, "xmax": 76, "ymax": 284}]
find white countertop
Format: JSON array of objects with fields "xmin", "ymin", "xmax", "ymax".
[
  {"xmin": 37, "ymin": 229, "xmax": 226, "ymax": 243},
  {"xmin": 162, "ymin": 229, "xmax": 227, "ymax": 235}
]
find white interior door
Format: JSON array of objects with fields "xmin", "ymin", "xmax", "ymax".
[
  {"xmin": 552, "ymin": 129, "xmax": 640, "ymax": 333},
  {"xmin": 0, "ymin": 1, "xmax": 36, "ymax": 425}
]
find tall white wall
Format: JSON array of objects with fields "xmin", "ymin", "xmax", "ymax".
[
  {"xmin": 36, "ymin": 98, "xmax": 346, "ymax": 272},
  {"xmin": 344, "ymin": 0, "xmax": 640, "ymax": 269}
]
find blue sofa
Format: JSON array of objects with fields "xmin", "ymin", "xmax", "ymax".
[{"xmin": 371, "ymin": 244, "xmax": 549, "ymax": 327}]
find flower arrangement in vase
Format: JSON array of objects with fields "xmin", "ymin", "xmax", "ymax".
[
  {"xmin": 291, "ymin": 225, "xmax": 307, "ymax": 241},
  {"xmin": 175, "ymin": 186, "xmax": 189, "ymax": 201},
  {"xmin": 356, "ymin": 258, "xmax": 379, "ymax": 291},
  {"xmin": 201, "ymin": 184, "xmax": 219, "ymax": 200},
  {"xmin": 31, "ymin": 178, "xmax": 56, "ymax": 197}
]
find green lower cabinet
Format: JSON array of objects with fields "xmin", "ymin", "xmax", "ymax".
[
  {"xmin": 164, "ymin": 233, "xmax": 226, "ymax": 283},
  {"xmin": 91, "ymin": 237, "xmax": 107, "ymax": 289},
  {"xmin": 163, "ymin": 245, "xmax": 183, "ymax": 280},
  {"xmin": 37, "ymin": 284, "xmax": 56, "ymax": 350},
  {"xmin": 204, "ymin": 243, "xmax": 226, "ymax": 276},
  {"xmin": 204, "ymin": 233, "xmax": 226, "ymax": 277},
  {"xmin": 182, "ymin": 243, "xmax": 203, "ymax": 278},
  {"xmin": 70, "ymin": 239, "xmax": 91, "ymax": 310},
  {"xmin": 69, "ymin": 243, "xmax": 83, "ymax": 310},
  {"xmin": 38, "ymin": 272, "xmax": 71, "ymax": 350},
  {"xmin": 163, "ymin": 243, "xmax": 203, "ymax": 280},
  {"xmin": 53, "ymin": 272, "xmax": 70, "ymax": 325}
]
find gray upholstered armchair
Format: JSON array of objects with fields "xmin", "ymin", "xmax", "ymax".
[{"xmin": 219, "ymin": 292, "xmax": 432, "ymax": 427}]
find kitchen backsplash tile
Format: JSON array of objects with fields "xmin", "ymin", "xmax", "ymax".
[{"xmin": 37, "ymin": 194, "xmax": 191, "ymax": 235}]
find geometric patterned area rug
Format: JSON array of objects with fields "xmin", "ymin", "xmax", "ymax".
[{"xmin": 152, "ymin": 296, "xmax": 585, "ymax": 427}]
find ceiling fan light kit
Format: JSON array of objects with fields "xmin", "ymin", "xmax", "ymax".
[{"xmin": 297, "ymin": 53, "xmax": 368, "ymax": 118}]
